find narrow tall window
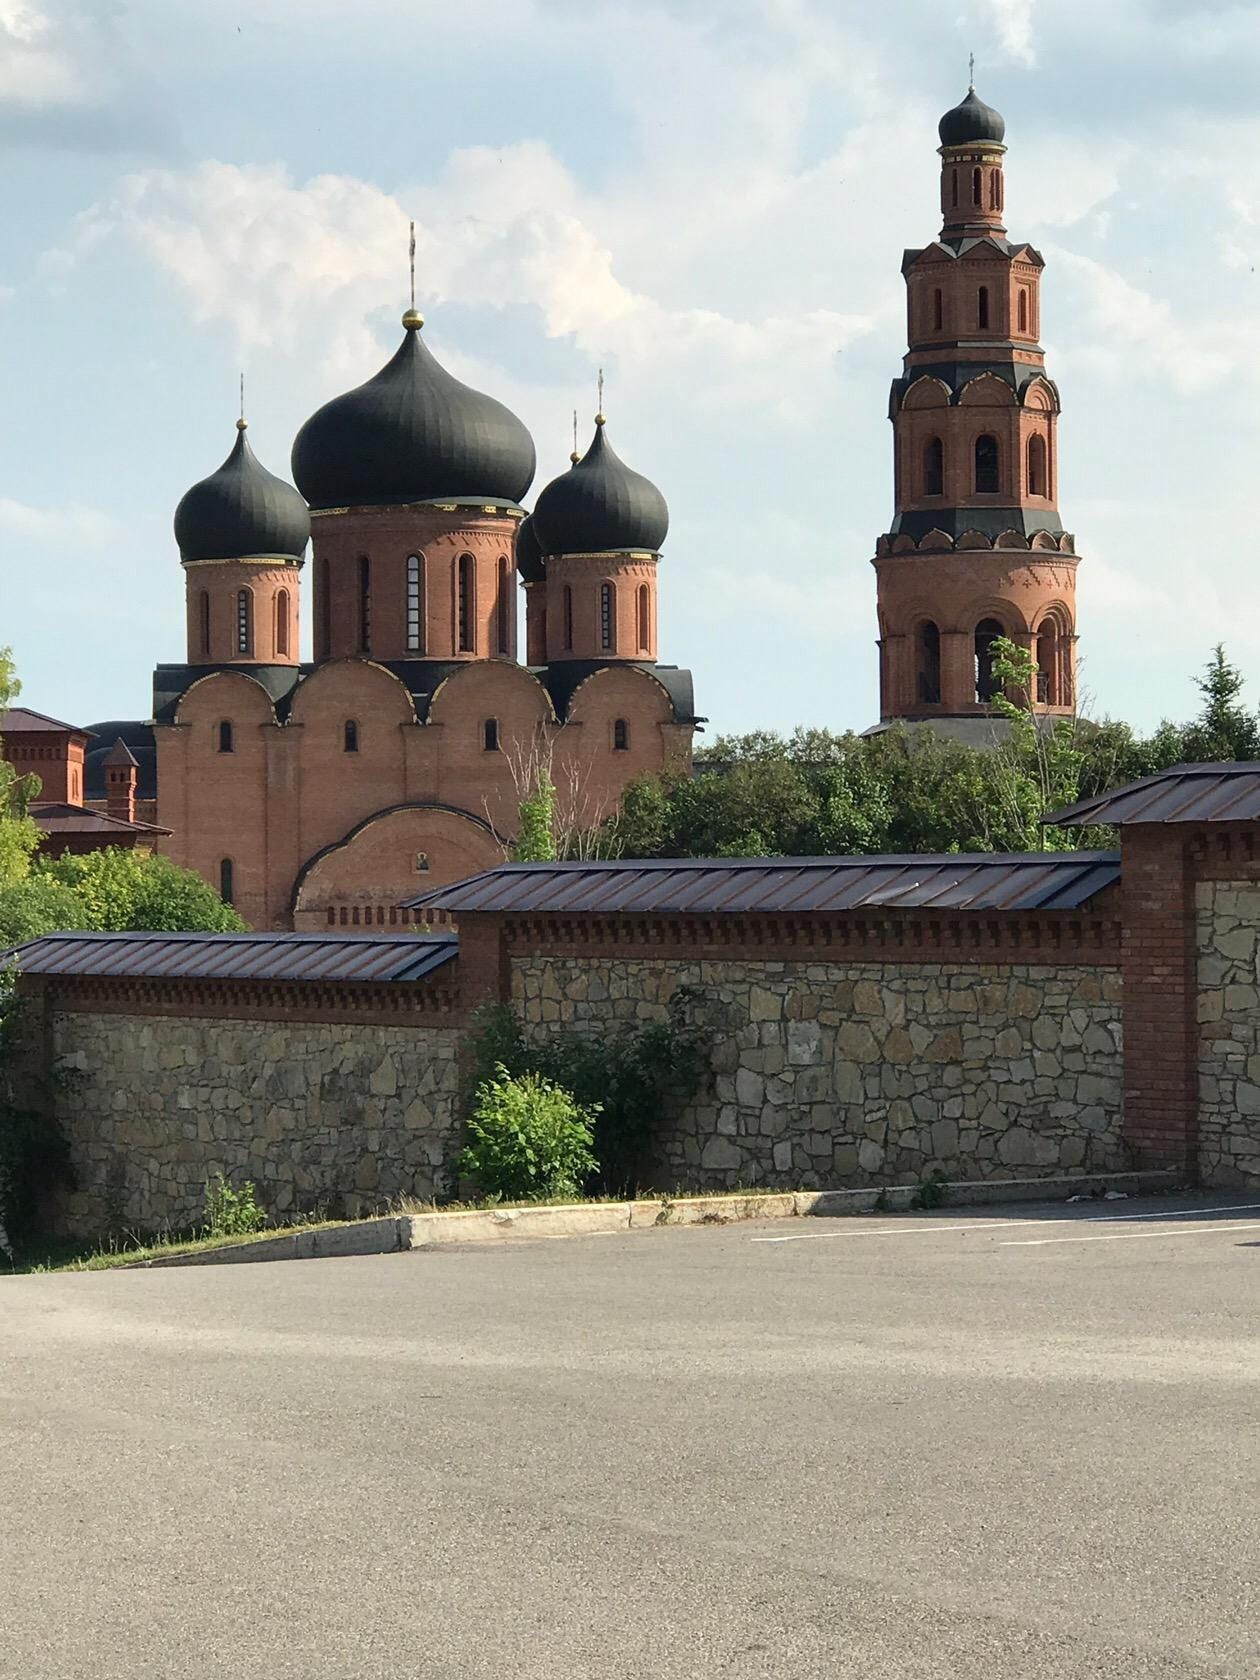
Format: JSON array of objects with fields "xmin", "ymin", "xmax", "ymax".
[
  {"xmin": 989, "ymin": 170, "xmax": 1000, "ymax": 209},
  {"xmin": 358, "ymin": 556, "xmax": 371, "ymax": 654},
  {"xmin": 613, "ymin": 718, "xmax": 629, "ymax": 751},
  {"xmin": 483, "ymin": 718, "xmax": 499, "ymax": 752},
  {"xmin": 975, "ymin": 619, "xmax": 1004, "ymax": 701},
  {"xmin": 923, "ymin": 436, "xmax": 944, "ymax": 497},
  {"xmin": 458, "ymin": 554, "xmax": 474, "ymax": 652},
  {"xmin": 563, "ymin": 584, "xmax": 574, "ymax": 650},
  {"xmin": 198, "ymin": 590, "xmax": 210, "ymax": 658},
  {"xmin": 1017, "ymin": 288, "xmax": 1029, "ymax": 333},
  {"xmin": 600, "ymin": 582, "xmax": 615, "ymax": 652},
  {"xmin": 406, "ymin": 554, "xmax": 424, "ymax": 653},
  {"xmin": 1027, "ymin": 433, "xmax": 1047, "ymax": 497},
  {"xmin": 951, "ymin": 169, "xmax": 959, "ymax": 208},
  {"xmin": 917, "ymin": 621, "xmax": 941, "ymax": 705},
  {"xmin": 972, "ymin": 166, "xmax": 982, "ymax": 205},
  {"xmin": 974, "ymin": 433, "xmax": 999, "ymax": 494},
  {"xmin": 932, "ymin": 288, "xmax": 943, "ymax": 331},
  {"xmin": 219, "ymin": 858, "xmax": 234, "ymax": 905},
  {"xmin": 217, "ymin": 720, "xmax": 233, "ymax": 754},
  {"xmin": 317, "ymin": 556, "xmax": 331, "ymax": 659},
  {"xmin": 496, "ymin": 556, "xmax": 510, "ymax": 655},
  {"xmin": 1037, "ymin": 624, "xmax": 1059, "ymax": 706},
  {"xmin": 275, "ymin": 588, "xmax": 290, "ymax": 658},
  {"xmin": 977, "ymin": 286, "xmax": 989, "ymax": 330},
  {"xmin": 344, "ymin": 720, "xmax": 359, "ymax": 753},
  {"xmin": 637, "ymin": 584, "xmax": 650, "ymax": 651},
  {"xmin": 236, "ymin": 588, "xmax": 252, "ymax": 655}
]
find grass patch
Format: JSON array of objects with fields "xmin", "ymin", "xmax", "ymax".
[{"xmin": 10, "ymin": 1216, "xmax": 346, "ymax": 1275}]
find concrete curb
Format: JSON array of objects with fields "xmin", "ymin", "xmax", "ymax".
[{"xmin": 128, "ymin": 1169, "xmax": 1182, "ymax": 1267}]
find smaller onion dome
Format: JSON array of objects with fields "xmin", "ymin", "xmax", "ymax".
[
  {"xmin": 532, "ymin": 418, "xmax": 668, "ymax": 557},
  {"xmin": 938, "ymin": 86, "xmax": 1005, "ymax": 147},
  {"xmin": 175, "ymin": 420, "xmax": 310, "ymax": 563},
  {"xmin": 514, "ymin": 514, "xmax": 545, "ymax": 584}
]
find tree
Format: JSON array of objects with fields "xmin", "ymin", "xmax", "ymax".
[
  {"xmin": 1181, "ymin": 645, "xmax": 1260, "ymax": 762},
  {"xmin": 0, "ymin": 648, "xmax": 41, "ymax": 893},
  {"xmin": 510, "ymin": 769, "xmax": 557, "ymax": 863},
  {"xmin": 35, "ymin": 849, "xmax": 245, "ymax": 933}
]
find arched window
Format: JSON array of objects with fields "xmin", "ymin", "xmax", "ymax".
[
  {"xmin": 977, "ymin": 286, "xmax": 989, "ymax": 330},
  {"xmin": 974, "ymin": 433, "xmax": 1000, "ymax": 494},
  {"xmin": 637, "ymin": 584, "xmax": 651, "ymax": 651},
  {"xmin": 483, "ymin": 718, "xmax": 499, "ymax": 752},
  {"xmin": 989, "ymin": 169, "xmax": 1000, "ymax": 210},
  {"xmin": 219, "ymin": 858, "xmax": 234, "ymax": 905},
  {"xmin": 974, "ymin": 619, "xmax": 1004, "ymax": 702},
  {"xmin": 198, "ymin": 590, "xmax": 210, "ymax": 658},
  {"xmin": 458, "ymin": 554, "xmax": 474, "ymax": 652},
  {"xmin": 406, "ymin": 555, "xmax": 424, "ymax": 654},
  {"xmin": 358, "ymin": 556, "xmax": 371, "ymax": 654},
  {"xmin": 932, "ymin": 288, "xmax": 943, "ymax": 331},
  {"xmin": 613, "ymin": 718, "xmax": 629, "ymax": 751},
  {"xmin": 1027, "ymin": 433, "xmax": 1047, "ymax": 497},
  {"xmin": 562, "ymin": 584, "xmax": 574, "ymax": 650},
  {"xmin": 972, "ymin": 167, "xmax": 982, "ymax": 205},
  {"xmin": 1036, "ymin": 621, "xmax": 1060, "ymax": 706},
  {"xmin": 1017, "ymin": 289, "xmax": 1028, "ymax": 333},
  {"xmin": 923, "ymin": 436, "xmax": 944, "ymax": 497},
  {"xmin": 951, "ymin": 169, "xmax": 959, "ymax": 208},
  {"xmin": 217, "ymin": 720, "xmax": 233, "ymax": 754},
  {"xmin": 496, "ymin": 556, "xmax": 510, "ymax": 655},
  {"xmin": 600, "ymin": 582, "xmax": 616, "ymax": 652},
  {"xmin": 343, "ymin": 720, "xmax": 359, "ymax": 753},
  {"xmin": 317, "ymin": 556, "xmax": 331, "ymax": 660},
  {"xmin": 275, "ymin": 588, "xmax": 290, "ymax": 658},
  {"xmin": 916, "ymin": 622, "xmax": 941, "ymax": 705},
  {"xmin": 236, "ymin": 588, "xmax": 252, "ymax": 656}
]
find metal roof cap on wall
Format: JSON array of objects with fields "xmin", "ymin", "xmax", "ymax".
[
  {"xmin": 404, "ymin": 851, "xmax": 1121, "ymax": 917},
  {"xmin": 3, "ymin": 930, "xmax": 459, "ymax": 985},
  {"xmin": 1047, "ymin": 763, "xmax": 1260, "ymax": 828}
]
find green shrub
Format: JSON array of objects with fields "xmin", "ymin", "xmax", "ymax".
[
  {"xmin": 203, "ymin": 1172, "xmax": 266, "ymax": 1238},
  {"xmin": 459, "ymin": 1065, "xmax": 598, "ymax": 1202}
]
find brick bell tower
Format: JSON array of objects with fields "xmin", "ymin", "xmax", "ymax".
[{"xmin": 873, "ymin": 80, "xmax": 1079, "ymax": 735}]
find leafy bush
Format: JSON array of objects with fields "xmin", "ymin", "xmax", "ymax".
[
  {"xmin": 203, "ymin": 1172, "xmax": 266, "ymax": 1238},
  {"xmin": 459, "ymin": 1064, "xmax": 598, "ymax": 1202}
]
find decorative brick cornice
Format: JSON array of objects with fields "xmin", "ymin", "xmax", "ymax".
[
  {"xmin": 35, "ymin": 973, "xmax": 464, "ymax": 1028},
  {"xmin": 1187, "ymin": 826, "xmax": 1260, "ymax": 878}
]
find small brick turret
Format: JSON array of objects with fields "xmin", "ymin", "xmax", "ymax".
[{"xmin": 103, "ymin": 737, "xmax": 138, "ymax": 825}]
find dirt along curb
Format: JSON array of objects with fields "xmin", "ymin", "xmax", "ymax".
[{"xmin": 125, "ymin": 1168, "xmax": 1180, "ymax": 1268}]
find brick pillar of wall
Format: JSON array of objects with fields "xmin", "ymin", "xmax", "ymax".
[{"xmin": 1119, "ymin": 825, "xmax": 1198, "ymax": 1173}]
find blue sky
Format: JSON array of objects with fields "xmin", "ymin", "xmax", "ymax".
[{"xmin": 4, "ymin": 0, "xmax": 1260, "ymax": 739}]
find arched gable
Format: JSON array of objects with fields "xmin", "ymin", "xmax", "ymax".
[
  {"xmin": 955, "ymin": 529, "xmax": 993, "ymax": 550},
  {"xmin": 425, "ymin": 658, "xmax": 556, "ymax": 731},
  {"xmin": 287, "ymin": 657, "xmax": 417, "ymax": 729},
  {"xmin": 1020, "ymin": 377, "xmax": 1059, "ymax": 413},
  {"xmin": 173, "ymin": 668, "xmax": 278, "ymax": 728},
  {"xmin": 901, "ymin": 376, "xmax": 951, "ymax": 410},
  {"xmin": 993, "ymin": 529, "xmax": 1031, "ymax": 550},
  {"xmin": 957, "ymin": 373, "xmax": 1016, "ymax": 407}
]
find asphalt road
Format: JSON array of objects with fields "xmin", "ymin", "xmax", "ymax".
[{"xmin": 4, "ymin": 1193, "xmax": 1260, "ymax": 1679}]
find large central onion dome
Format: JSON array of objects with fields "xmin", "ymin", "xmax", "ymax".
[
  {"xmin": 532, "ymin": 417, "xmax": 668, "ymax": 557},
  {"xmin": 938, "ymin": 85, "xmax": 1005, "ymax": 147},
  {"xmin": 291, "ymin": 312, "xmax": 536, "ymax": 511},
  {"xmin": 174, "ymin": 420, "xmax": 310, "ymax": 563}
]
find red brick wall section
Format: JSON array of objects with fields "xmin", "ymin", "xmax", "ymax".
[{"xmin": 1119, "ymin": 825, "xmax": 1198, "ymax": 1172}]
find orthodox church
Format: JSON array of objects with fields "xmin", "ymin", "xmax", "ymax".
[{"xmin": 92, "ymin": 308, "xmax": 697, "ymax": 931}]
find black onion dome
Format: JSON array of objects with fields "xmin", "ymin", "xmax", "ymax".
[
  {"xmin": 938, "ymin": 86, "xmax": 1006, "ymax": 147},
  {"xmin": 291, "ymin": 314, "xmax": 536, "ymax": 511},
  {"xmin": 174, "ymin": 422, "xmax": 310, "ymax": 563},
  {"xmin": 515, "ymin": 514, "xmax": 545, "ymax": 584},
  {"xmin": 531, "ymin": 421, "xmax": 668, "ymax": 557}
]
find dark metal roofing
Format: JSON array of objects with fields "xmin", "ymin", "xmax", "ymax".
[
  {"xmin": 30, "ymin": 803, "xmax": 170, "ymax": 837},
  {"xmin": 174, "ymin": 421, "xmax": 310, "ymax": 564},
  {"xmin": 405, "ymin": 851, "xmax": 1120, "ymax": 916},
  {"xmin": 532, "ymin": 419, "xmax": 668, "ymax": 558},
  {"xmin": 1048, "ymin": 763, "xmax": 1260, "ymax": 827},
  {"xmin": 1, "ymin": 706, "xmax": 92, "ymax": 737},
  {"xmin": 84, "ymin": 721, "xmax": 157, "ymax": 800},
  {"xmin": 4, "ymin": 930, "xmax": 459, "ymax": 984}
]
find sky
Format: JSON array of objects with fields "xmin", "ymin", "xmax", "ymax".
[{"xmin": 4, "ymin": 0, "xmax": 1260, "ymax": 741}]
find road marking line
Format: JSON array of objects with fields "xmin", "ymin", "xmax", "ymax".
[
  {"xmin": 1000, "ymin": 1221, "xmax": 1260, "ymax": 1248},
  {"xmin": 750, "ymin": 1203, "xmax": 1260, "ymax": 1246}
]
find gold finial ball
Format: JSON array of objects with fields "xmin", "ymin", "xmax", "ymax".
[
  {"xmin": 570, "ymin": 450, "xmax": 581, "ymax": 463},
  {"xmin": 236, "ymin": 417, "xmax": 248, "ymax": 431},
  {"xmin": 595, "ymin": 412, "xmax": 606, "ymax": 426},
  {"xmin": 402, "ymin": 308, "xmax": 424, "ymax": 330}
]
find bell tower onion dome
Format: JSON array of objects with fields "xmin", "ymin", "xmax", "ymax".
[
  {"xmin": 514, "ymin": 512, "xmax": 545, "ymax": 584},
  {"xmin": 532, "ymin": 417, "xmax": 668, "ymax": 556},
  {"xmin": 938, "ymin": 85, "xmax": 1006, "ymax": 147},
  {"xmin": 291, "ymin": 312, "xmax": 536, "ymax": 511},
  {"xmin": 174, "ymin": 420, "xmax": 310, "ymax": 562}
]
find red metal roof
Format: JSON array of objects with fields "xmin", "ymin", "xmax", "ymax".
[
  {"xmin": 1048, "ymin": 763, "xmax": 1260, "ymax": 827},
  {"xmin": 4, "ymin": 930, "xmax": 459, "ymax": 985},
  {"xmin": 31, "ymin": 803, "xmax": 170, "ymax": 837},
  {"xmin": 0, "ymin": 707, "xmax": 92, "ymax": 738},
  {"xmin": 405, "ymin": 851, "xmax": 1120, "ymax": 916}
]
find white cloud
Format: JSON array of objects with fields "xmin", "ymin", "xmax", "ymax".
[
  {"xmin": 982, "ymin": 0, "xmax": 1038, "ymax": 66},
  {"xmin": 0, "ymin": 1, "xmax": 85, "ymax": 104},
  {"xmin": 0, "ymin": 498, "xmax": 118, "ymax": 545}
]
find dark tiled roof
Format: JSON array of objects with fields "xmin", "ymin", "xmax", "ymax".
[
  {"xmin": 1048, "ymin": 763, "xmax": 1260, "ymax": 827},
  {"xmin": 31, "ymin": 804, "xmax": 170, "ymax": 837},
  {"xmin": 405, "ymin": 851, "xmax": 1120, "ymax": 916},
  {"xmin": 4, "ymin": 930, "xmax": 459, "ymax": 984},
  {"xmin": 0, "ymin": 707, "xmax": 91, "ymax": 737}
]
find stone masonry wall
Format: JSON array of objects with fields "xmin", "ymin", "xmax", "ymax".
[
  {"xmin": 1197, "ymin": 881, "xmax": 1260, "ymax": 1185},
  {"xmin": 51, "ymin": 1012, "xmax": 461, "ymax": 1239},
  {"xmin": 513, "ymin": 957, "xmax": 1126, "ymax": 1190}
]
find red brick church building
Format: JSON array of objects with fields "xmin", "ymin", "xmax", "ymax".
[{"xmin": 92, "ymin": 308, "xmax": 696, "ymax": 931}]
